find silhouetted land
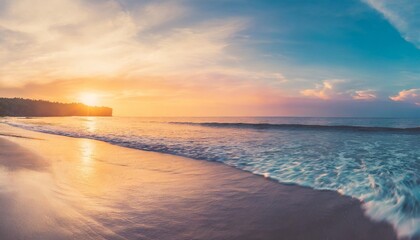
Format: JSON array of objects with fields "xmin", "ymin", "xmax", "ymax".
[{"xmin": 0, "ymin": 98, "xmax": 112, "ymax": 117}]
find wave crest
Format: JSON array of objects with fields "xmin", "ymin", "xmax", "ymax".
[{"xmin": 170, "ymin": 122, "xmax": 420, "ymax": 133}]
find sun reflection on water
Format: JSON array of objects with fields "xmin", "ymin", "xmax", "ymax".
[
  {"xmin": 84, "ymin": 117, "xmax": 97, "ymax": 133},
  {"xmin": 80, "ymin": 139, "xmax": 95, "ymax": 179}
]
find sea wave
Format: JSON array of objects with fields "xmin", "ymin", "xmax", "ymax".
[
  {"xmin": 3, "ymin": 120, "xmax": 420, "ymax": 238},
  {"xmin": 169, "ymin": 122, "xmax": 420, "ymax": 133}
]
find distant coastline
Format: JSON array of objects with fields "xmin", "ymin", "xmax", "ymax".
[{"xmin": 0, "ymin": 98, "xmax": 112, "ymax": 117}]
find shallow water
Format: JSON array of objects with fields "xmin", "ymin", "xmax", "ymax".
[{"xmin": 3, "ymin": 117, "xmax": 420, "ymax": 238}]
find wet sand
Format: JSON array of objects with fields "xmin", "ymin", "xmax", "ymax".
[{"xmin": 0, "ymin": 124, "xmax": 400, "ymax": 240}]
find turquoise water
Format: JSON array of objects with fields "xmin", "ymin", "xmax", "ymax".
[{"xmin": 4, "ymin": 117, "xmax": 420, "ymax": 238}]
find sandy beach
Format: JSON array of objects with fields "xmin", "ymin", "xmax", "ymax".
[{"xmin": 0, "ymin": 124, "xmax": 400, "ymax": 240}]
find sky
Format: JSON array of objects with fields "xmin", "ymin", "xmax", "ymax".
[{"xmin": 0, "ymin": 0, "xmax": 419, "ymax": 117}]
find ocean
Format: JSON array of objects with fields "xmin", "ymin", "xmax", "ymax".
[{"xmin": 3, "ymin": 116, "xmax": 420, "ymax": 238}]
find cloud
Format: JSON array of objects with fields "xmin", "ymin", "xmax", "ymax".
[
  {"xmin": 130, "ymin": 1, "xmax": 189, "ymax": 32},
  {"xmin": 1, "ymin": 0, "xmax": 417, "ymax": 117},
  {"xmin": 0, "ymin": 0, "xmax": 253, "ymax": 86},
  {"xmin": 300, "ymin": 79, "xmax": 345, "ymax": 100},
  {"xmin": 0, "ymin": 0, "xmax": 299, "ymax": 116},
  {"xmin": 352, "ymin": 90, "xmax": 377, "ymax": 100},
  {"xmin": 301, "ymin": 79, "xmax": 377, "ymax": 101},
  {"xmin": 390, "ymin": 89, "xmax": 420, "ymax": 106},
  {"xmin": 362, "ymin": 0, "xmax": 420, "ymax": 48}
]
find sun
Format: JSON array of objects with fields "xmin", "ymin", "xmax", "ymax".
[{"xmin": 78, "ymin": 93, "xmax": 99, "ymax": 106}]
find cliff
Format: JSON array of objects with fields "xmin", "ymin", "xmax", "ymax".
[{"xmin": 0, "ymin": 98, "xmax": 112, "ymax": 117}]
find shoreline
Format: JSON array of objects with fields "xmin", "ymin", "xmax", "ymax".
[{"xmin": 0, "ymin": 124, "xmax": 401, "ymax": 240}]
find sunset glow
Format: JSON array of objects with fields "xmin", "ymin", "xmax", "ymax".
[
  {"xmin": 78, "ymin": 93, "xmax": 99, "ymax": 106},
  {"xmin": 0, "ymin": 0, "xmax": 419, "ymax": 117},
  {"xmin": 1, "ymin": 1, "xmax": 420, "ymax": 239}
]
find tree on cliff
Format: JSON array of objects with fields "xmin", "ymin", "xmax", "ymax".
[{"xmin": 0, "ymin": 98, "xmax": 112, "ymax": 117}]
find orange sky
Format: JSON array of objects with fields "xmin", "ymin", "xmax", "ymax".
[
  {"xmin": 0, "ymin": 77, "xmax": 293, "ymax": 116},
  {"xmin": 0, "ymin": 0, "xmax": 291, "ymax": 116}
]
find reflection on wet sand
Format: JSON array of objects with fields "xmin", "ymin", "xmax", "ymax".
[{"xmin": 79, "ymin": 139, "xmax": 96, "ymax": 180}]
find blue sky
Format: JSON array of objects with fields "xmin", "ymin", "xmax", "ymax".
[
  {"xmin": 0, "ymin": 0, "xmax": 419, "ymax": 116},
  {"xmin": 188, "ymin": 0, "xmax": 420, "ymax": 94},
  {"xmin": 126, "ymin": 0, "xmax": 420, "ymax": 116}
]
